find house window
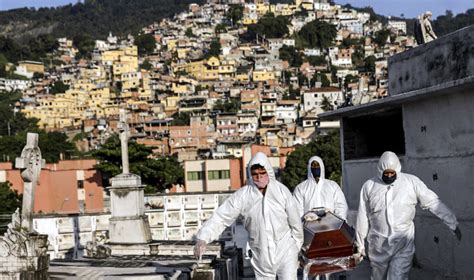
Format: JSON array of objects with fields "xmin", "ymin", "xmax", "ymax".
[
  {"xmin": 77, "ymin": 180, "xmax": 84, "ymax": 189},
  {"xmin": 187, "ymin": 171, "xmax": 204, "ymax": 181},
  {"xmin": 207, "ymin": 170, "xmax": 230, "ymax": 180}
]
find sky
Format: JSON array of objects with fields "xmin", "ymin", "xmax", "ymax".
[{"xmin": 0, "ymin": 0, "xmax": 472, "ymax": 18}]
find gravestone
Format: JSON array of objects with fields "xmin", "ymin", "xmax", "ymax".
[
  {"xmin": 108, "ymin": 109, "xmax": 152, "ymax": 251},
  {"xmin": 0, "ymin": 133, "xmax": 49, "ymax": 279}
]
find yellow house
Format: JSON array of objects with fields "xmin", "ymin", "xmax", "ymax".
[
  {"xmin": 256, "ymin": 3, "xmax": 270, "ymax": 15},
  {"xmin": 174, "ymin": 57, "xmax": 221, "ymax": 81},
  {"xmin": 101, "ymin": 50, "xmax": 123, "ymax": 65},
  {"xmin": 18, "ymin": 61, "xmax": 44, "ymax": 74},
  {"xmin": 242, "ymin": 18, "xmax": 258, "ymax": 25},
  {"xmin": 23, "ymin": 80, "xmax": 121, "ymax": 129},
  {"xmin": 167, "ymin": 39, "xmax": 178, "ymax": 51},
  {"xmin": 172, "ymin": 83, "xmax": 191, "ymax": 94},
  {"xmin": 253, "ymin": 69, "xmax": 276, "ymax": 82},
  {"xmin": 176, "ymin": 48, "xmax": 190, "ymax": 59},
  {"xmin": 270, "ymin": 4, "xmax": 297, "ymax": 16},
  {"xmin": 164, "ymin": 95, "xmax": 180, "ymax": 112},
  {"xmin": 301, "ymin": 1, "xmax": 314, "ymax": 11},
  {"xmin": 102, "ymin": 45, "xmax": 138, "ymax": 76},
  {"xmin": 236, "ymin": 73, "xmax": 250, "ymax": 82},
  {"xmin": 120, "ymin": 72, "xmax": 141, "ymax": 90}
]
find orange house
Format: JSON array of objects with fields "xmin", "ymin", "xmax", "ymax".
[{"xmin": 0, "ymin": 160, "xmax": 105, "ymax": 214}]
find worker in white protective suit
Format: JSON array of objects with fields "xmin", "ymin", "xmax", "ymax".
[
  {"xmin": 355, "ymin": 151, "xmax": 462, "ymax": 280},
  {"xmin": 194, "ymin": 152, "xmax": 304, "ymax": 279},
  {"xmin": 294, "ymin": 156, "xmax": 348, "ymax": 220}
]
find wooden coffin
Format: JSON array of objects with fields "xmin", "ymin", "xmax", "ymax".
[{"xmin": 302, "ymin": 209, "xmax": 356, "ymax": 275}]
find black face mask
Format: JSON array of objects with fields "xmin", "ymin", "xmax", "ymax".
[
  {"xmin": 311, "ymin": 167, "xmax": 321, "ymax": 178},
  {"xmin": 382, "ymin": 174, "xmax": 397, "ymax": 184}
]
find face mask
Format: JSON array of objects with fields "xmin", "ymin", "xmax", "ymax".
[
  {"xmin": 311, "ymin": 168, "xmax": 321, "ymax": 178},
  {"xmin": 253, "ymin": 174, "xmax": 269, "ymax": 189},
  {"xmin": 382, "ymin": 174, "xmax": 396, "ymax": 184}
]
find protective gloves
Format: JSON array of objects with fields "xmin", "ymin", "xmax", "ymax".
[
  {"xmin": 304, "ymin": 208, "xmax": 328, "ymax": 222},
  {"xmin": 352, "ymin": 252, "xmax": 364, "ymax": 265},
  {"xmin": 303, "ymin": 212, "xmax": 320, "ymax": 222},
  {"xmin": 352, "ymin": 244, "xmax": 365, "ymax": 265},
  {"xmin": 453, "ymin": 226, "xmax": 462, "ymax": 241},
  {"xmin": 194, "ymin": 239, "xmax": 207, "ymax": 259}
]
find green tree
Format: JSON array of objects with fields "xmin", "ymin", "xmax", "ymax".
[
  {"xmin": 185, "ymin": 28, "xmax": 195, "ymax": 38},
  {"xmin": 344, "ymin": 74, "xmax": 359, "ymax": 89},
  {"xmin": 246, "ymin": 14, "xmax": 289, "ymax": 40},
  {"xmin": 321, "ymin": 95, "xmax": 333, "ymax": 111},
  {"xmin": 214, "ymin": 98, "xmax": 240, "ymax": 113},
  {"xmin": 140, "ymin": 59, "xmax": 152, "ymax": 70},
  {"xmin": 364, "ymin": 55, "xmax": 376, "ymax": 72},
  {"xmin": 311, "ymin": 72, "xmax": 330, "ymax": 87},
  {"xmin": 374, "ymin": 29, "xmax": 390, "ymax": 47},
  {"xmin": 73, "ymin": 34, "xmax": 95, "ymax": 59},
  {"xmin": 170, "ymin": 112, "xmax": 191, "ymax": 126},
  {"xmin": 306, "ymin": 55, "xmax": 326, "ymax": 66},
  {"xmin": 50, "ymin": 81, "xmax": 69, "ymax": 94},
  {"xmin": 215, "ymin": 24, "xmax": 227, "ymax": 34},
  {"xmin": 298, "ymin": 20, "xmax": 337, "ymax": 50},
  {"xmin": 351, "ymin": 45, "xmax": 365, "ymax": 67},
  {"xmin": 204, "ymin": 38, "xmax": 221, "ymax": 58},
  {"xmin": 0, "ymin": 182, "xmax": 22, "ymax": 213},
  {"xmin": 0, "ymin": 91, "xmax": 38, "ymax": 136},
  {"xmin": 227, "ymin": 4, "xmax": 244, "ymax": 26},
  {"xmin": 135, "ymin": 33, "xmax": 156, "ymax": 55},
  {"xmin": 281, "ymin": 130, "xmax": 340, "ymax": 191},
  {"xmin": 279, "ymin": 45, "xmax": 303, "ymax": 67},
  {"xmin": 93, "ymin": 135, "xmax": 183, "ymax": 192}
]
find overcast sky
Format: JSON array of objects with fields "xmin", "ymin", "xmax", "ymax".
[{"xmin": 0, "ymin": 0, "xmax": 472, "ymax": 18}]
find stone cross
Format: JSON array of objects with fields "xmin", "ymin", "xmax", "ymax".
[
  {"xmin": 15, "ymin": 133, "xmax": 45, "ymax": 232},
  {"xmin": 118, "ymin": 109, "xmax": 130, "ymax": 174}
]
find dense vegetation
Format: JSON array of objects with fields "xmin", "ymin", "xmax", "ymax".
[
  {"xmin": 0, "ymin": 0, "xmax": 203, "ymax": 41},
  {"xmin": 0, "ymin": 182, "xmax": 22, "ymax": 214},
  {"xmin": 92, "ymin": 135, "xmax": 184, "ymax": 193},
  {"xmin": 244, "ymin": 14, "xmax": 290, "ymax": 40}
]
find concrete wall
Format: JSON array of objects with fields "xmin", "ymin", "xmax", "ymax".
[
  {"xmin": 388, "ymin": 25, "xmax": 474, "ymax": 96},
  {"xmin": 341, "ymin": 90, "xmax": 474, "ymax": 277},
  {"xmin": 402, "ymin": 91, "xmax": 474, "ymax": 277},
  {"xmin": 340, "ymin": 26, "xmax": 474, "ymax": 277}
]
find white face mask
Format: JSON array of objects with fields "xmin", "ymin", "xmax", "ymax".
[{"xmin": 253, "ymin": 174, "xmax": 269, "ymax": 189}]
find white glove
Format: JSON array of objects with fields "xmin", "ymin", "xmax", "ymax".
[
  {"xmin": 352, "ymin": 244, "xmax": 365, "ymax": 264},
  {"xmin": 303, "ymin": 212, "xmax": 320, "ymax": 222},
  {"xmin": 194, "ymin": 239, "xmax": 207, "ymax": 259},
  {"xmin": 352, "ymin": 252, "xmax": 364, "ymax": 264}
]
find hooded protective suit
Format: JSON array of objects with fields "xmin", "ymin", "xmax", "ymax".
[
  {"xmin": 196, "ymin": 152, "xmax": 304, "ymax": 279},
  {"xmin": 294, "ymin": 156, "xmax": 348, "ymax": 219},
  {"xmin": 355, "ymin": 151, "xmax": 458, "ymax": 280}
]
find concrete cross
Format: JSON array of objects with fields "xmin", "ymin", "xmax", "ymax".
[
  {"xmin": 118, "ymin": 109, "xmax": 130, "ymax": 174},
  {"xmin": 15, "ymin": 133, "xmax": 45, "ymax": 232}
]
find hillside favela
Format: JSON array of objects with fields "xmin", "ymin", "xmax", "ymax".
[{"xmin": 0, "ymin": 0, "xmax": 473, "ymax": 279}]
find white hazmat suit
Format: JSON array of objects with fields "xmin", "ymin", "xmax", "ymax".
[
  {"xmin": 196, "ymin": 152, "xmax": 304, "ymax": 279},
  {"xmin": 355, "ymin": 151, "xmax": 458, "ymax": 280},
  {"xmin": 294, "ymin": 156, "xmax": 348, "ymax": 219}
]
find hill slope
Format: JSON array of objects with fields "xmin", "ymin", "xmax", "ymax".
[{"xmin": 0, "ymin": 0, "xmax": 203, "ymax": 41}]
